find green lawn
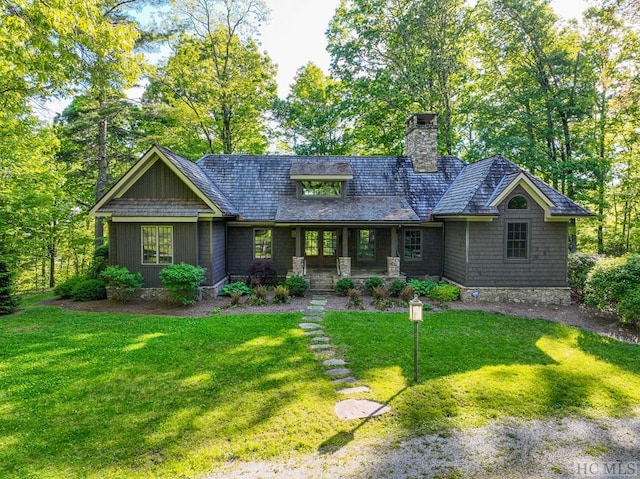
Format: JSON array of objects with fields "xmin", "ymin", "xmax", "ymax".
[{"xmin": 1, "ymin": 300, "xmax": 639, "ymax": 478}]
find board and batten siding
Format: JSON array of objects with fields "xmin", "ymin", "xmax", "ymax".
[
  {"xmin": 226, "ymin": 226, "xmax": 294, "ymax": 280},
  {"xmin": 112, "ymin": 222, "xmax": 198, "ymax": 287},
  {"xmin": 400, "ymin": 227, "xmax": 444, "ymax": 278},
  {"xmin": 124, "ymin": 160, "xmax": 198, "ymax": 199},
  {"xmin": 196, "ymin": 220, "xmax": 226, "ymax": 286},
  {"xmin": 443, "ymin": 221, "xmax": 468, "ymax": 284}
]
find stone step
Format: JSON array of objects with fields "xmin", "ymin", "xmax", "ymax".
[{"xmin": 337, "ymin": 386, "xmax": 371, "ymax": 395}]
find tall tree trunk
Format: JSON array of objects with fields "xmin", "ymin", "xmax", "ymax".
[{"xmin": 95, "ymin": 108, "xmax": 108, "ymax": 246}]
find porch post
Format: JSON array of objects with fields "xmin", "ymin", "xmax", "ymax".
[
  {"xmin": 292, "ymin": 257, "xmax": 305, "ymax": 276},
  {"xmin": 391, "ymin": 227, "xmax": 399, "ymax": 257},
  {"xmin": 387, "ymin": 256, "xmax": 400, "ymax": 278},
  {"xmin": 295, "ymin": 227, "xmax": 302, "ymax": 256},
  {"xmin": 342, "ymin": 227, "xmax": 348, "ymax": 254},
  {"xmin": 339, "ymin": 227, "xmax": 351, "ymax": 277}
]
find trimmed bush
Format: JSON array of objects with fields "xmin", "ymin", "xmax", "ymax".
[
  {"xmin": 568, "ymin": 252, "xmax": 597, "ymax": 297},
  {"xmin": 364, "ymin": 277, "xmax": 384, "ymax": 295},
  {"xmin": 616, "ymin": 285, "xmax": 640, "ymax": 325},
  {"xmin": 247, "ymin": 260, "xmax": 278, "ymax": 287},
  {"xmin": 100, "ymin": 266, "xmax": 143, "ymax": 302},
  {"xmin": 335, "ymin": 277, "xmax": 355, "ymax": 296},
  {"xmin": 347, "ymin": 288, "xmax": 364, "ymax": 309},
  {"xmin": 54, "ymin": 276, "xmax": 85, "ymax": 299},
  {"xmin": 159, "ymin": 263, "xmax": 206, "ymax": 306},
  {"xmin": 584, "ymin": 256, "xmax": 627, "ymax": 311},
  {"xmin": 220, "ymin": 281, "xmax": 252, "ymax": 296},
  {"xmin": 71, "ymin": 279, "xmax": 107, "ymax": 302},
  {"xmin": 428, "ymin": 283, "xmax": 460, "ymax": 302},
  {"xmin": 284, "ymin": 275, "xmax": 308, "ymax": 297},
  {"xmin": 408, "ymin": 278, "xmax": 439, "ymax": 297},
  {"xmin": 0, "ymin": 262, "xmax": 19, "ymax": 314}
]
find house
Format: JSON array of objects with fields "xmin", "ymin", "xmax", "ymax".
[{"xmin": 89, "ymin": 114, "xmax": 592, "ymax": 304}]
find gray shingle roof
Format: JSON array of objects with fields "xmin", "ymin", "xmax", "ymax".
[
  {"xmin": 276, "ymin": 196, "xmax": 419, "ymax": 222},
  {"xmin": 289, "ymin": 161, "xmax": 353, "ymax": 177},
  {"xmin": 100, "ymin": 198, "xmax": 213, "ymax": 217}
]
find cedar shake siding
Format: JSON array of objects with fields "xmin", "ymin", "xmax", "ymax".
[
  {"xmin": 211, "ymin": 221, "xmax": 227, "ymax": 284},
  {"xmin": 443, "ymin": 221, "xmax": 467, "ymax": 284},
  {"xmin": 226, "ymin": 226, "xmax": 294, "ymax": 280}
]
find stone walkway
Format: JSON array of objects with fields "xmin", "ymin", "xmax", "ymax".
[{"xmin": 300, "ymin": 296, "xmax": 391, "ymax": 420}]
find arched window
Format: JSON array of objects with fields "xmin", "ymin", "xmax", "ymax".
[{"xmin": 507, "ymin": 195, "xmax": 528, "ymax": 210}]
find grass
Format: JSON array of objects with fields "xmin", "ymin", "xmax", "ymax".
[
  {"xmin": 1, "ymin": 300, "xmax": 639, "ymax": 478},
  {"xmin": 324, "ymin": 310, "xmax": 640, "ymax": 435}
]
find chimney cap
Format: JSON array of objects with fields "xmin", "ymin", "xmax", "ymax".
[{"xmin": 406, "ymin": 113, "xmax": 437, "ymax": 131}]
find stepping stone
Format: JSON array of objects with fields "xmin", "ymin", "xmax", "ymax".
[
  {"xmin": 315, "ymin": 350, "xmax": 335, "ymax": 357},
  {"xmin": 337, "ymin": 386, "xmax": 371, "ymax": 395},
  {"xmin": 310, "ymin": 300, "xmax": 327, "ymax": 306},
  {"xmin": 302, "ymin": 316, "xmax": 323, "ymax": 322},
  {"xmin": 332, "ymin": 376, "xmax": 358, "ymax": 384},
  {"xmin": 303, "ymin": 330, "xmax": 325, "ymax": 336},
  {"xmin": 334, "ymin": 399, "xmax": 391, "ymax": 420},
  {"xmin": 310, "ymin": 343, "xmax": 333, "ymax": 350},
  {"xmin": 299, "ymin": 323, "xmax": 322, "ymax": 330},
  {"xmin": 323, "ymin": 358, "xmax": 347, "ymax": 366},
  {"xmin": 310, "ymin": 336, "xmax": 330, "ymax": 342},
  {"xmin": 325, "ymin": 368, "xmax": 351, "ymax": 377}
]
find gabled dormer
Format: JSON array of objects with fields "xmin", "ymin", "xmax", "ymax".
[{"xmin": 289, "ymin": 161, "xmax": 353, "ymax": 199}]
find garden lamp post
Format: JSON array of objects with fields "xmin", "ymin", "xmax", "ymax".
[{"xmin": 409, "ymin": 294, "xmax": 423, "ymax": 383}]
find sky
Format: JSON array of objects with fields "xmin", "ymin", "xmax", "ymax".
[{"xmin": 259, "ymin": 0, "xmax": 589, "ymax": 97}]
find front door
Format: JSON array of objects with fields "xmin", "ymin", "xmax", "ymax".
[{"xmin": 304, "ymin": 229, "xmax": 338, "ymax": 268}]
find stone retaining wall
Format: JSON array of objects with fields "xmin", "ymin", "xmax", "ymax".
[
  {"xmin": 451, "ymin": 281, "xmax": 571, "ymax": 306},
  {"xmin": 106, "ymin": 277, "xmax": 227, "ymax": 302}
]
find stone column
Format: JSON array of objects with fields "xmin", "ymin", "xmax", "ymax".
[
  {"xmin": 338, "ymin": 257, "xmax": 351, "ymax": 277},
  {"xmin": 387, "ymin": 256, "xmax": 401, "ymax": 278},
  {"xmin": 292, "ymin": 256, "xmax": 305, "ymax": 276}
]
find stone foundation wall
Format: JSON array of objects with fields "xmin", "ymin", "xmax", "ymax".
[
  {"xmin": 451, "ymin": 281, "xmax": 571, "ymax": 306},
  {"xmin": 106, "ymin": 277, "xmax": 228, "ymax": 302}
]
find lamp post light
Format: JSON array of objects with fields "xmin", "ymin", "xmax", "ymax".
[{"xmin": 409, "ymin": 294, "xmax": 423, "ymax": 383}]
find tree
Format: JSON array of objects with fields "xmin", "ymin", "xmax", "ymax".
[
  {"xmin": 273, "ymin": 63, "xmax": 352, "ymax": 155},
  {"xmin": 327, "ymin": 0, "xmax": 475, "ymax": 155}
]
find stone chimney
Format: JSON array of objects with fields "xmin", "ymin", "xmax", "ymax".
[{"xmin": 405, "ymin": 113, "xmax": 438, "ymax": 173}]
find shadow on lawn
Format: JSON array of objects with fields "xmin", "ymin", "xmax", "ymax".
[{"xmin": 0, "ymin": 306, "xmax": 341, "ymax": 478}]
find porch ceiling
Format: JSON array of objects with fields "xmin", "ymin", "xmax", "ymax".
[{"xmin": 275, "ymin": 196, "xmax": 420, "ymax": 222}]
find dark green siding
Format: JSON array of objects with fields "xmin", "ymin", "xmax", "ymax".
[
  {"xmin": 227, "ymin": 226, "xmax": 294, "ymax": 280},
  {"xmin": 124, "ymin": 160, "xmax": 197, "ymax": 199},
  {"xmin": 443, "ymin": 221, "xmax": 467, "ymax": 284},
  {"xmin": 112, "ymin": 222, "xmax": 198, "ymax": 287},
  {"xmin": 400, "ymin": 227, "xmax": 444, "ymax": 278}
]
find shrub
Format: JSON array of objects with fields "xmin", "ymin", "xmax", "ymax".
[
  {"xmin": 584, "ymin": 256, "xmax": 627, "ymax": 311},
  {"xmin": 100, "ymin": 266, "xmax": 143, "ymax": 302},
  {"xmin": 568, "ymin": 252, "xmax": 597, "ymax": 297},
  {"xmin": 0, "ymin": 262, "xmax": 19, "ymax": 315},
  {"xmin": 399, "ymin": 284, "xmax": 416, "ymax": 303},
  {"xmin": 272, "ymin": 285, "xmax": 290, "ymax": 304},
  {"xmin": 428, "ymin": 283, "xmax": 460, "ymax": 302},
  {"xmin": 71, "ymin": 279, "xmax": 107, "ymax": 302},
  {"xmin": 616, "ymin": 285, "xmax": 640, "ymax": 325},
  {"xmin": 347, "ymin": 288, "xmax": 364, "ymax": 309},
  {"xmin": 372, "ymin": 285, "xmax": 393, "ymax": 310},
  {"xmin": 54, "ymin": 276, "xmax": 85, "ymax": 299},
  {"xmin": 247, "ymin": 285, "xmax": 268, "ymax": 306},
  {"xmin": 408, "ymin": 278, "xmax": 439, "ymax": 297},
  {"xmin": 389, "ymin": 279, "xmax": 407, "ymax": 297},
  {"xmin": 220, "ymin": 281, "xmax": 252, "ymax": 296},
  {"xmin": 335, "ymin": 277, "xmax": 355, "ymax": 296},
  {"xmin": 247, "ymin": 260, "xmax": 278, "ymax": 287},
  {"xmin": 159, "ymin": 263, "xmax": 206, "ymax": 306},
  {"xmin": 364, "ymin": 277, "xmax": 384, "ymax": 295},
  {"xmin": 229, "ymin": 291, "xmax": 243, "ymax": 307},
  {"xmin": 284, "ymin": 275, "xmax": 308, "ymax": 297},
  {"xmin": 86, "ymin": 244, "xmax": 109, "ymax": 279}
]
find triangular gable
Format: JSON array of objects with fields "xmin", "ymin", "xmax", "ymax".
[
  {"xmin": 89, "ymin": 145, "xmax": 228, "ymax": 218},
  {"xmin": 487, "ymin": 172, "xmax": 561, "ymax": 221}
]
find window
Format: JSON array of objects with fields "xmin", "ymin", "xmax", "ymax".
[
  {"xmin": 300, "ymin": 181, "xmax": 342, "ymax": 197},
  {"xmin": 254, "ymin": 229, "xmax": 272, "ymax": 259},
  {"xmin": 142, "ymin": 226, "xmax": 173, "ymax": 265},
  {"xmin": 506, "ymin": 222, "xmax": 528, "ymax": 259},
  {"xmin": 323, "ymin": 231, "xmax": 336, "ymax": 256},
  {"xmin": 507, "ymin": 195, "xmax": 528, "ymax": 210},
  {"xmin": 305, "ymin": 231, "xmax": 318, "ymax": 255},
  {"xmin": 404, "ymin": 229, "xmax": 422, "ymax": 259},
  {"xmin": 358, "ymin": 229, "xmax": 376, "ymax": 260}
]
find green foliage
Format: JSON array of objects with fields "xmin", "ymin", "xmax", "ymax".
[
  {"xmin": 272, "ymin": 285, "xmax": 290, "ymax": 304},
  {"xmin": 389, "ymin": 278, "xmax": 407, "ymax": 297},
  {"xmin": 220, "ymin": 282, "xmax": 253, "ymax": 296},
  {"xmin": 100, "ymin": 266, "xmax": 143, "ymax": 302},
  {"xmin": 428, "ymin": 283, "xmax": 460, "ymax": 302},
  {"xmin": 71, "ymin": 279, "xmax": 107, "ymax": 302},
  {"xmin": 54, "ymin": 276, "xmax": 85, "ymax": 299},
  {"xmin": 408, "ymin": 278, "xmax": 439, "ymax": 297},
  {"xmin": 399, "ymin": 284, "xmax": 416, "ymax": 303},
  {"xmin": 335, "ymin": 277, "xmax": 356, "ymax": 296},
  {"xmin": 159, "ymin": 263, "xmax": 206, "ymax": 306},
  {"xmin": 568, "ymin": 253, "xmax": 597, "ymax": 296},
  {"xmin": 283, "ymin": 275, "xmax": 309, "ymax": 297},
  {"xmin": 364, "ymin": 276, "xmax": 384, "ymax": 295},
  {"xmin": 584, "ymin": 255, "xmax": 640, "ymax": 325},
  {"xmin": 0, "ymin": 262, "xmax": 20, "ymax": 314},
  {"xmin": 86, "ymin": 245, "xmax": 109, "ymax": 279},
  {"xmin": 347, "ymin": 288, "xmax": 364, "ymax": 309}
]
